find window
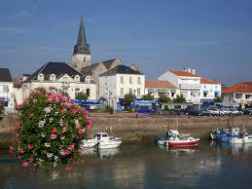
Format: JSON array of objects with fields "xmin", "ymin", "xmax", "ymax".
[
  {"xmin": 129, "ymin": 88, "xmax": 133, "ymax": 94},
  {"xmin": 86, "ymin": 88, "xmax": 90, "ymax": 97},
  {"xmin": 120, "ymin": 88, "xmax": 124, "ymax": 96},
  {"xmin": 137, "ymin": 88, "xmax": 141, "ymax": 96},
  {"xmin": 74, "ymin": 75, "xmax": 80, "ymax": 82},
  {"xmin": 129, "ymin": 76, "xmax": 133, "ymax": 84},
  {"xmin": 203, "ymin": 91, "xmax": 208, "ymax": 97},
  {"xmin": 38, "ymin": 73, "xmax": 44, "ymax": 81},
  {"xmin": 120, "ymin": 76, "xmax": 124, "ymax": 84},
  {"xmin": 137, "ymin": 77, "xmax": 141, "ymax": 84},
  {"xmin": 50, "ymin": 74, "xmax": 56, "ymax": 81},
  {"xmin": 235, "ymin": 93, "xmax": 242, "ymax": 99},
  {"xmin": 214, "ymin": 91, "xmax": 219, "ymax": 97},
  {"xmin": 171, "ymin": 91, "xmax": 175, "ymax": 97},
  {"xmin": 3, "ymin": 85, "xmax": 9, "ymax": 93},
  {"xmin": 246, "ymin": 94, "xmax": 252, "ymax": 99}
]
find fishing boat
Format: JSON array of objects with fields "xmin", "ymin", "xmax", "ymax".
[
  {"xmin": 80, "ymin": 138, "xmax": 98, "ymax": 149},
  {"xmin": 157, "ymin": 130, "xmax": 180, "ymax": 145},
  {"xmin": 96, "ymin": 132, "xmax": 122, "ymax": 149},
  {"xmin": 164, "ymin": 130, "xmax": 200, "ymax": 148},
  {"xmin": 167, "ymin": 135, "xmax": 200, "ymax": 148},
  {"xmin": 230, "ymin": 134, "xmax": 252, "ymax": 144},
  {"xmin": 209, "ymin": 128, "xmax": 240, "ymax": 143},
  {"xmin": 80, "ymin": 132, "xmax": 122, "ymax": 149}
]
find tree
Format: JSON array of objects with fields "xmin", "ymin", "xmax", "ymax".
[
  {"xmin": 123, "ymin": 93, "xmax": 135, "ymax": 110},
  {"xmin": 142, "ymin": 94, "xmax": 154, "ymax": 100},
  {"xmin": 158, "ymin": 95, "xmax": 172, "ymax": 104},
  {"xmin": 173, "ymin": 94, "xmax": 186, "ymax": 103},
  {"xmin": 214, "ymin": 96, "xmax": 222, "ymax": 103},
  {"xmin": 76, "ymin": 92, "xmax": 89, "ymax": 100}
]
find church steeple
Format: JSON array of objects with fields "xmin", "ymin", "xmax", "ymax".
[{"xmin": 73, "ymin": 16, "xmax": 90, "ymax": 55}]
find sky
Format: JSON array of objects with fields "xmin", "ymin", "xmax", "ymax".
[{"xmin": 0, "ymin": 0, "xmax": 252, "ymax": 84}]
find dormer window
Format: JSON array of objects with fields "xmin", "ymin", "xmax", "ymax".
[
  {"xmin": 38, "ymin": 73, "xmax": 44, "ymax": 81},
  {"xmin": 50, "ymin": 74, "xmax": 56, "ymax": 81},
  {"xmin": 74, "ymin": 75, "xmax": 80, "ymax": 82},
  {"xmin": 85, "ymin": 76, "xmax": 91, "ymax": 83}
]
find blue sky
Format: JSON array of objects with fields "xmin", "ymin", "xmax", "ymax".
[{"xmin": 0, "ymin": 0, "xmax": 252, "ymax": 84}]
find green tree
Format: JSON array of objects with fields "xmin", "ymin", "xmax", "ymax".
[
  {"xmin": 173, "ymin": 94, "xmax": 186, "ymax": 103},
  {"xmin": 123, "ymin": 93, "xmax": 135, "ymax": 110},
  {"xmin": 142, "ymin": 94, "xmax": 154, "ymax": 100},
  {"xmin": 214, "ymin": 96, "xmax": 222, "ymax": 103},
  {"xmin": 159, "ymin": 95, "xmax": 172, "ymax": 104},
  {"xmin": 76, "ymin": 92, "xmax": 89, "ymax": 100}
]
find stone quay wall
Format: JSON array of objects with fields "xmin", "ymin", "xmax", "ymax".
[{"xmin": 1, "ymin": 113, "xmax": 252, "ymax": 144}]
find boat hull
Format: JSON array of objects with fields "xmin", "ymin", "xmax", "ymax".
[
  {"xmin": 98, "ymin": 140, "xmax": 122, "ymax": 149},
  {"xmin": 168, "ymin": 139, "xmax": 200, "ymax": 148}
]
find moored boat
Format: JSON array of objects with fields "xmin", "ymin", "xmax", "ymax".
[
  {"xmin": 96, "ymin": 132, "xmax": 122, "ymax": 149},
  {"xmin": 80, "ymin": 138, "xmax": 98, "ymax": 149},
  {"xmin": 167, "ymin": 137, "xmax": 200, "ymax": 148}
]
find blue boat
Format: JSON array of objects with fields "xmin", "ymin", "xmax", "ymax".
[{"xmin": 210, "ymin": 128, "xmax": 240, "ymax": 143}]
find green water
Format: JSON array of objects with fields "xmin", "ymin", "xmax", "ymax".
[{"xmin": 1, "ymin": 142, "xmax": 252, "ymax": 189}]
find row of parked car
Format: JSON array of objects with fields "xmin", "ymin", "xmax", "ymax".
[{"xmin": 184, "ymin": 106, "xmax": 252, "ymax": 116}]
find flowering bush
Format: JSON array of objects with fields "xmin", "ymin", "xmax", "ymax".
[{"xmin": 13, "ymin": 88, "xmax": 92, "ymax": 167}]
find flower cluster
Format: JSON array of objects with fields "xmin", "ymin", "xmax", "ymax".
[{"xmin": 13, "ymin": 88, "xmax": 92, "ymax": 167}]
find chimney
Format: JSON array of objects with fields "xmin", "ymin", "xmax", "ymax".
[
  {"xmin": 130, "ymin": 64, "xmax": 139, "ymax": 71},
  {"xmin": 191, "ymin": 69, "xmax": 196, "ymax": 75}
]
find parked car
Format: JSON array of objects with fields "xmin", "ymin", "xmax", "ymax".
[
  {"xmin": 207, "ymin": 107, "xmax": 222, "ymax": 116},
  {"xmin": 244, "ymin": 108, "xmax": 252, "ymax": 115},
  {"xmin": 229, "ymin": 107, "xmax": 243, "ymax": 115}
]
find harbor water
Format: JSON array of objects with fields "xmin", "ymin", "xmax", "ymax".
[{"xmin": 1, "ymin": 141, "xmax": 252, "ymax": 189}]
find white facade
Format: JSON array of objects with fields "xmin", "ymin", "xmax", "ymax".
[
  {"xmin": 99, "ymin": 74, "xmax": 145, "ymax": 110},
  {"xmin": 223, "ymin": 92, "xmax": 252, "ymax": 107},
  {"xmin": 158, "ymin": 70, "xmax": 201, "ymax": 104},
  {"xmin": 16, "ymin": 74, "xmax": 96, "ymax": 106},
  {"xmin": 0, "ymin": 81, "xmax": 15, "ymax": 112},
  {"xmin": 200, "ymin": 81, "xmax": 222, "ymax": 102},
  {"xmin": 144, "ymin": 80, "xmax": 179, "ymax": 99}
]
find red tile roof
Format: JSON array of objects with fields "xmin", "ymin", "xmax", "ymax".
[
  {"xmin": 169, "ymin": 69, "xmax": 199, "ymax": 77},
  {"xmin": 145, "ymin": 80, "xmax": 176, "ymax": 89},
  {"xmin": 223, "ymin": 82, "xmax": 252, "ymax": 94},
  {"xmin": 200, "ymin": 77, "xmax": 220, "ymax": 84}
]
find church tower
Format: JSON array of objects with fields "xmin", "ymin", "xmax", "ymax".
[{"xmin": 71, "ymin": 17, "xmax": 91, "ymax": 71}]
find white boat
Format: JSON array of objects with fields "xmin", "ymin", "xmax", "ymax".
[
  {"xmin": 80, "ymin": 138, "xmax": 98, "ymax": 148},
  {"xmin": 230, "ymin": 134, "xmax": 252, "ymax": 144},
  {"xmin": 96, "ymin": 132, "xmax": 122, "ymax": 149},
  {"xmin": 243, "ymin": 135, "xmax": 252, "ymax": 143}
]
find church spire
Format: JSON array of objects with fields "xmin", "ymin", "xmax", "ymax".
[{"xmin": 73, "ymin": 16, "xmax": 90, "ymax": 55}]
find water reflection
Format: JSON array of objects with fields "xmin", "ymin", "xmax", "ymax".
[
  {"xmin": 79, "ymin": 148, "xmax": 120, "ymax": 159},
  {"xmin": 1, "ymin": 143, "xmax": 252, "ymax": 189}
]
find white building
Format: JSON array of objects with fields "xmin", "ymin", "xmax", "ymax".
[
  {"xmin": 16, "ymin": 62, "xmax": 96, "ymax": 105},
  {"xmin": 223, "ymin": 82, "xmax": 252, "ymax": 108},
  {"xmin": 98, "ymin": 65, "xmax": 145, "ymax": 110},
  {"xmin": 158, "ymin": 68, "xmax": 201, "ymax": 104},
  {"xmin": 144, "ymin": 80, "xmax": 179, "ymax": 99},
  {"xmin": 0, "ymin": 68, "xmax": 15, "ymax": 112},
  {"xmin": 200, "ymin": 77, "xmax": 221, "ymax": 103}
]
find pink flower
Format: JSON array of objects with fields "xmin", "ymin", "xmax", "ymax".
[
  {"xmin": 28, "ymin": 156, "xmax": 33, "ymax": 162},
  {"xmin": 87, "ymin": 119, "xmax": 93, "ymax": 129},
  {"xmin": 8, "ymin": 145, "xmax": 15, "ymax": 154},
  {"xmin": 50, "ymin": 133, "xmax": 57, "ymax": 140},
  {"xmin": 67, "ymin": 144, "xmax": 75, "ymax": 151},
  {"xmin": 18, "ymin": 148, "xmax": 25, "ymax": 155},
  {"xmin": 78, "ymin": 128, "xmax": 85, "ymax": 135},
  {"xmin": 28, "ymin": 144, "xmax": 33, "ymax": 150},
  {"xmin": 21, "ymin": 161, "xmax": 29, "ymax": 168},
  {"xmin": 51, "ymin": 127, "xmax": 57, "ymax": 134}
]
